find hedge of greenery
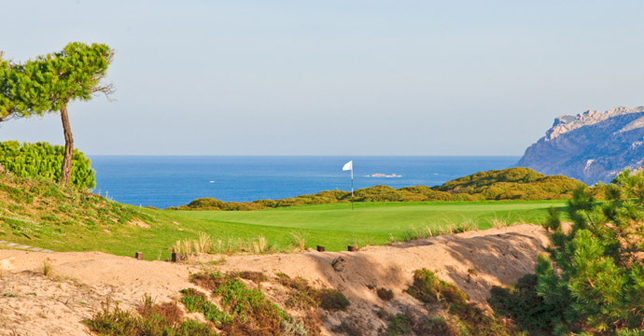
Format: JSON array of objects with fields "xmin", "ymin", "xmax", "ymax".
[{"xmin": 0, "ymin": 141, "xmax": 95, "ymax": 188}]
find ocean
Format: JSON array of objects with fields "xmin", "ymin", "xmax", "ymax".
[{"xmin": 89, "ymin": 156, "xmax": 520, "ymax": 209}]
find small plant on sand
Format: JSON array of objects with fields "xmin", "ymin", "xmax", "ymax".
[
  {"xmin": 42, "ymin": 259, "xmax": 52, "ymax": 277},
  {"xmin": 207, "ymin": 257, "xmax": 226, "ymax": 266},
  {"xmin": 406, "ymin": 269, "xmax": 467, "ymax": 305},
  {"xmin": 281, "ymin": 317, "xmax": 309, "ymax": 336},
  {"xmin": 377, "ymin": 287, "xmax": 394, "ymax": 301},
  {"xmin": 236, "ymin": 271, "xmax": 268, "ymax": 286},
  {"xmin": 317, "ymin": 288, "xmax": 350, "ymax": 311}
]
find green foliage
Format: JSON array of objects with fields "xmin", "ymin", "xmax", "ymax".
[
  {"xmin": 489, "ymin": 274, "xmax": 565, "ymax": 335},
  {"xmin": 384, "ymin": 311, "xmax": 413, "ymax": 335},
  {"xmin": 170, "ymin": 168, "xmax": 585, "ymax": 211},
  {"xmin": 180, "ymin": 288, "xmax": 229, "ymax": 324},
  {"xmin": 543, "ymin": 206, "xmax": 561, "ymax": 231},
  {"xmin": 502, "ymin": 169, "xmax": 644, "ymax": 335},
  {"xmin": 85, "ymin": 298, "xmax": 216, "ymax": 336},
  {"xmin": 0, "ymin": 42, "xmax": 113, "ymax": 118},
  {"xmin": 0, "ymin": 141, "xmax": 95, "ymax": 188},
  {"xmin": 384, "ymin": 311, "xmax": 458, "ymax": 336},
  {"xmin": 191, "ymin": 272, "xmax": 289, "ymax": 336},
  {"xmin": 0, "ymin": 42, "xmax": 113, "ymax": 185},
  {"xmin": 406, "ymin": 268, "xmax": 468, "ymax": 305},
  {"xmin": 406, "ymin": 269, "xmax": 515, "ymax": 335},
  {"xmin": 316, "ymin": 288, "xmax": 350, "ymax": 311}
]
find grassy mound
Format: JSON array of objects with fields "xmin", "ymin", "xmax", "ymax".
[{"xmin": 0, "ymin": 172, "xmax": 151, "ymax": 247}]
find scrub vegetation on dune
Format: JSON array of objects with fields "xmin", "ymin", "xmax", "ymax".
[{"xmin": 169, "ymin": 167, "xmax": 586, "ymax": 211}]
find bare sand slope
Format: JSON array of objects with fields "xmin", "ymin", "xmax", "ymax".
[{"xmin": 0, "ymin": 224, "xmax": 549, "ymax": 336}]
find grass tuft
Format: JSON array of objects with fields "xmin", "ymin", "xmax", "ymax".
[{"xmin": 42, "ymin": 258, "xmax": 52, "ymax": 277}]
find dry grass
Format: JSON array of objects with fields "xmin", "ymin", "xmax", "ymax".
[
  {"xmin": 489, "ymin": 216, "xmax": 509, "ymax": 229},
  {"xmin": 290, "ymin": 232, "xmax": 306, "ymax": 250},
  {"xmin": 459, "ymin": 220, "xmax": 477, "ymax": 232},
  {"xmin": 42, "ymin": 259, "xmax": 52, "ymax": 277},
  {"xmin": 197, "ymin": 232, "xmax": 213, "ymax": 254},
  {"xmin": 252, "ymin": 236, "xmax": 267, "ymax": 253}
]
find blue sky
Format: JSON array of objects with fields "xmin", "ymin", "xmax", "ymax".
[{"xmin": 1, "ymin": 0, "xmax": 643, "ymax": 155}]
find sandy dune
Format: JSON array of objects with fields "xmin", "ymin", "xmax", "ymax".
[{"xmin": 0, "ymin": 224, "xmax": 549, "ymax": 335}]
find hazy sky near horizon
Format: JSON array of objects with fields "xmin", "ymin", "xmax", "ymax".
[{"xmin": 1, "ymin": 0, "xmax": 643, "ymax": 156}]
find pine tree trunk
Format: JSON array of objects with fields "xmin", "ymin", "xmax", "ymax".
[{"xmin": 60, "ymin": 104, "xmax": 74, "ymax": 186}]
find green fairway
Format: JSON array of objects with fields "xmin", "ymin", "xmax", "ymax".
[
  {"xmin": 169, "ymin": 200, "xmax": 567, "ymax": 251},
  {"xmin": 0, "ymin": 178, "xmax": 567, "ymax": 259}
]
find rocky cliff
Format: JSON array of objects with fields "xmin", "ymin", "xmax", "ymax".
[{"xmin": 517, "ymin": 106, "xmax": 644, "ymax": 185}]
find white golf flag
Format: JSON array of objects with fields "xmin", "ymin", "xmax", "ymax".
[{"xmin": 342, "ymin": 160, "xmax": 353, "ymax": 171}]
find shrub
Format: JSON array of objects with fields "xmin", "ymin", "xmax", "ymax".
[
  {"xmin": 213, "ymin": 278, "xmax": 287, "ymax": 335},
  {"xmin": 180, "ymin": 288, "xmax": 229, "ymax": 325},
  {"xmin": 316, "ymin": 288, "xmax": 350, "ymax": 311},
  {"xmin": 448, "ymin": 301, "xmax": 513, "ymax": 336},
  {"xmin": 189, "ymin": 272, "xmax": 227, "ymax": 291},
  {"xmin": 406, "ymin": 269, "xmax": 514, "ymax": 336},
  {"xmin": 0, "ymin": 141, "xmax": 95, "ymax": 188},
  {"xmin": 406, "ymin": 269, "xmax": 467, "ymax": 305},
  {"xmin": 377, "ymin": 287, "xmax": 394, "ymax": 301},
  {"xmin": 85, "ymin": 298, "xmax": 216, "ymax": 336},
  {"xmin": 237, "ymin": 270, "xmax": 268, "ymax": 285},
  {"xmin": 385, "ymin": 311, "xmax": 456, "ymax": 336},
  {"xmin": 489, "ymin": 274, "xmax": 562, "ymax": 335},
  {"xmin": 385, "ymin": 312, "xmax": 413, "ymax": 335}
]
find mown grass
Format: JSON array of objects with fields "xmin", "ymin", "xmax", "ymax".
[
  {"xmin": 170, "ymin": 200, "xmax": 568, "ymax": 250},
  {"xmin": 0, "ymin": 172, "xmax": 568, "ymax": 259}
]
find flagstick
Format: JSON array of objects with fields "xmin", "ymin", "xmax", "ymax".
[{"xmin": 351, "ymin": 166, "xmax": 354, "ymax": 211}]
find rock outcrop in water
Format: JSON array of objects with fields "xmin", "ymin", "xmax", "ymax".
[{"xmin": 517, "ymin": 106, "xmax": 644, "ymax": 185}]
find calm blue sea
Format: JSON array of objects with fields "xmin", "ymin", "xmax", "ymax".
[{"xmin": 88, "ymin": 156, "xmax": 520, "ymax": 209}]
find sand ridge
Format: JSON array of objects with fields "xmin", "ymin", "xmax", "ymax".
[{"xmin": 0, "ymin": 224, "xmax": 550, "ymax": 335}]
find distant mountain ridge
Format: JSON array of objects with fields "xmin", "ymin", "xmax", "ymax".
[{"xmin": 517, "ymin": 106, "xmax": 644, "ymax": 185}]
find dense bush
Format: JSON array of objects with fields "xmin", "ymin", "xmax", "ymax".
[
  {"xmin": 489, "ymin": 274, "xmax": 564, "ymax": 335},
  {"xmin": 405, "ymin": 269, "xmax": 515, "ymax": 336},
  {"xmin": 0, "ymin": 141, "xmax": 95, "ymax": 188},
  {"xmin": 491, "ymin": 169, "xmax": 644, "ymax": 335},
  {"xmin": 170, "ymin": 167, "xmax": 585, "ymax": 210}
]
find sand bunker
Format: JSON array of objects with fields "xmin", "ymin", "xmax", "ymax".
[{"xmin": 0, "ymin": 224, "xmax": 549, "ymax": 335}]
